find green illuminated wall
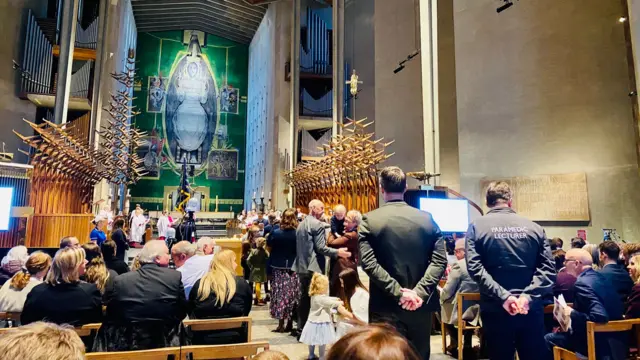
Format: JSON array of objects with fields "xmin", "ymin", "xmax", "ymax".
[{"xmin": 129, "ymin": 30, "xmax": 248, "ymax": 213}]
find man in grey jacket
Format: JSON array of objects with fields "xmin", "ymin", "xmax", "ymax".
[
  {"xmin": 358, "ymin": 166, "xmax": 447, "ymax": 359},
  {"xmin": 293, "ymin": 199, "xmax": 350, "ymax": 336},
  {"xmin": 466, "ymin": 181, "xmax": 555, "ymax": 360}
]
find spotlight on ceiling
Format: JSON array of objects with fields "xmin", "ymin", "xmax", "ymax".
[{"xmin": 497, "ymin": 1, "xmax": 514, "ymax": 13}]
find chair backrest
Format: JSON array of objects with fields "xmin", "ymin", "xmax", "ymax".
[
  {"xmin": 85, "ymin": 346, "xmax": 183, "ymax": 360},
  {"xmin": 182, "ymin": 341, "xmax": 270, "ymax": 360},
  {"xmin": 456, "ymin": 292, "xmax": 481, "ymax": 318},
  {"xmin": 74, "ymin": 323, "xmax": 102, "ymax": 337},
  {"xmin": 183, "ymin": 317, "xmax": 252, "ymax": 342},
  {"xmin": 586, "ymin": 318, "xmax": 640, "ymax": 360},
  {"xmin": 553, "ymin": 346, "xmax": 579, "ymax": 360}
]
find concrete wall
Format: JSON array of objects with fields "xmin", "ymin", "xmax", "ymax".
[
  {"xmin": 455, "ymin": 0, "xmax": 640, "ymax": 243},
  {"xmin": 0, "ymin": 0, "xmax": 47, "ymax": 164}
]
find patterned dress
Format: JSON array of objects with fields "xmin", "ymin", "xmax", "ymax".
[{"xmin": 269, "ymin": 269, "xmax": 300, "ymax": 320}]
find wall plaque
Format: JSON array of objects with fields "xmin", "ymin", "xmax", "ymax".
[{"xmin": 480, "ymin": 173, "xmax": 590, "ymax": 222}]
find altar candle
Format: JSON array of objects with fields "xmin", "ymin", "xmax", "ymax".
[
  {"xmin": 253, "ymin": 191, "xmax": 256, "ymax": 199},
  {"xmin": 261, "ymin": 191, "xmax": 264, "ymax": 198},
  {"xmin": 215, "ymin": 195, "xmax": 219, "ymax": 210},
  {"xmin": 269, "ymin": 192, "xmax": 272, "ymax": 199}
]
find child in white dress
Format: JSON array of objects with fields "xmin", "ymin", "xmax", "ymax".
[{"xmin": 299, "ymin": 273, "xmax": 343, "ymax": 360}]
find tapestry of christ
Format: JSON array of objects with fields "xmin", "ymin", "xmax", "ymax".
[{"xmin": 165, "ymin": 32, "xmax": 218, "ymax": 167}]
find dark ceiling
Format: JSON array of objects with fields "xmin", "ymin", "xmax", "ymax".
[{"xmin": 131, "ymin": 0, "xmax": 269, "ymax": 44}]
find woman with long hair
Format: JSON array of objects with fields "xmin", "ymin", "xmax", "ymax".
[
  {"xmin": 0, "ymin": 252, "xmax": 51, "ymax": 312},
  {"xmin": 188, "ymin": 249, "xmax": 252, "ymax": 344},
  {"xmin": 110, "ymin": 217, "xmax": 129, "ymax": 261},
  {"xmin": 267, "ymin": 208, "xmax": 300, "ymax": 333},
  {"xmin": 336, "ymin": 268, "xmax": 369, "ymax": 337},
  {"xmin": 81, "ymin": 243, "xmax": 117, "ymax": 296},
  {"xmin": 21, "ymin": 247, "xmax": 102, "ymax": 326},
  {"xmin": 101, "ymin": 240, "xmax": 129, "ymax": 275},
  {"xmin": 626, "ymin": 255, "xmax": 640, "ymax": 318}
]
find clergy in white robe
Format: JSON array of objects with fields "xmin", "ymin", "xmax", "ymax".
[
  {"xmin": 130, "ymin": 209, "xmax": 148, "ymax": 244},
  {"xmin": 156, "ymin": 211, "xmax": 172, "ymax": 239}
]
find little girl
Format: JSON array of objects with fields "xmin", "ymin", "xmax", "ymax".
[
  {"xmin": 248, "ymin": 237, "xmax": 269, "ymax": 305},
  {"xmin": 299, "ymin": 273, "xmax": 343, "ymax": 360}
]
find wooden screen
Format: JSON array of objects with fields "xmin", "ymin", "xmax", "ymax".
[
  {"xmin": 30, "ymin": 166, "xmax": 92, "ymax": 214},
  {"xmin": 26, "ymin": 214, "xmax": 94, "ymax": 248}
]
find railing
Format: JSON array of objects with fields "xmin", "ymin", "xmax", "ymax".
[
  {"xmin": 301, "ymin": 88, "xmax": 333, "ymax": 117},
  {"xmin": 69, "ymin": 60, "xmax": 93, "ymax": 98},
  {"xmin": 26, "ymin": 214, "xmax": 94, "ymax": 248},
  {"xmin": 75, "ymin": 17, "xmax": 99, "ymax": 49},
  {"xmin": 21, "ymin": 10, "xmax": 54, "ymax": 94},
  {"xmin": 300, "ymin": 8, "xmax": 330, "ymax": 75}
]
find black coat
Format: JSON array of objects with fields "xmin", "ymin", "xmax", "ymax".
[
  {"xmin": 187, "ymin": 276, "xmax": 252, "ymax": 345},
  {"xmin": 267, "ymin": 228, "xmax": 297, "ymax": 270},
  {"xmin": 598, "ymin": 263, "xmax": 634, "ymax": 306},
  {"xmin": 110, "ymin": 228, "xmax": 129, "ymax": 261},
  {"xmin": 21, "ymin": 282, "xmax": 103, "ymax": 326},
  {"xmin": 93, "ymin": 264, "xmax": 187, "ymax": 352},
  {"xmin": 105, "ymin": 258, "xmax": 130, "ymax": 275}
]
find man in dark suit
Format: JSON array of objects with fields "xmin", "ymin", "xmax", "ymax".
[
  {"xmin": 466, "ymin": 181, "xmax": 556, "ymax": 360},
  {"xmin": 292, "ymin": 199, "xmax": 350, "ymax": 336},
  {"xmin": 95, "ymin": 240, "xmax": 188, "ymax": 351},
  {"xmin": 358, "ymin": 166, "xmax": 447, "ymax": 359},
  {"xmin": 544, "ymin": 248, "xmax": 626, "ymax": 360},
  {"xmin": 598, "ymin": 241, "xmax": 633, "ymax": 304}
]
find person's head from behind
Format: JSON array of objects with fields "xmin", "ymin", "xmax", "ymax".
[
  {"xmin": 628, "ymin": 255, "xmax": 640, "ymax": 284},
  {"xmin": 138, "ymin": 240, "xmax": 170, "ymax": 267},
  {"xmin": 82, "ymin": 243, "xmax": 103, "ymax": 265},
  {"xmin": 309, "ymin": 272, "xmax": 329, "ymax": 297},
  {"xmin": 344, "ymin": 210, "xmax": 362, "ymax": 232},
  {"xmin": 101, "ymin": 240, "xmax": 117, "ymax": 261},
  {"xmin": 454, "ymin": 238, "xmax": 466, "ymax": 261},
  {"xmin": 166, "ymin": 227, "xmax": 176, "ymax": 240},
  {"xmin": 550, "ymin": 237, "xmax": 564, "ymax": 251},
  {"xmin": 2, "ymin": 245, "xmax": 29, "ymax": 272},
  {"xmin": 280, "ymin": 208, "xmax": 299, "ymax": 230},
  {"xmin": 46, "ymin": 246, "xmax": 87, "ymax": 285},
  {"xmin": 112, "ymin": 218, "xmax": 125, "ymax": 230},
  {"xmin": 198, "ymin": 249, "xmax": 237, "ymax": 304},
  {"xmin": 334, "ymin": 204, "xmax": 347, "ymax": 221},
  {"xmin": 308, "ymin": 199, "xmax": 325, "ymax": 219},
  {"xmin": 196, "ymin": 237, "xmax": 216, "ymax": 255},
  {"xmin": 268, "ymin": 213, "xmax": 276, "ymax": 225},
  {"xmin": 599, "ymin": 241, "xmax": 621, "ymax": 266},
  {"xmin": 81, "ymin": 243, "xmax": 110, "ymax": 293},
  {"xmin": 253, "ymin": 350, "xmax": 290, "ymax": 360},
  {"xmin": 571, "ymin": 237, "xmax": 586, "ymax": 249},
  {"xmin": 171, "ymin": 241, "xmax": 196, "ymax": 268},
  {"xmin": 485, "ymin": 181, "xmax": 512, "ymax": 209},
  {"xmin": 564, "ymin": 248, "xmax": 593, "ymax": 277},
  {"xmin": 326, "ymin": 325, "xmax": 420, "ymax": 360},
  {"xmin": 255, "ymin": 237, "xmax": 266, "ymax": 250},
  {"xmin": 0, "ymin": 321, "xmax": 85, "ymax": 360},
  {"xmin": 11, "ymin": 252, "xmax": 51, "ymax": 290},
  {"xmin": 582, "ymin": 243, "xmax": 600, "ymax": 268},
  {"xmin": 553, "ymin": 249, "xmax": 566, "ymax": 272},
  {"xmin": 60, "ymin": 236, "xmax": 79, "ymax": 249},
  {"xmin": 379, "ymin": 166, "xmax": 407, "ymax": 202},
  {"xmin": 248, "ymin": 225, "xmax": 261, "ymax": 241},
  {"xmin": 338, "ymin": 268, "xmax": 367, "ymax": 311}
]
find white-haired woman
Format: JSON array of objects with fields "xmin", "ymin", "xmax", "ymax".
[
  {"xmin": 21, "ymin": 246, "xmax": 102, "ymax": 326},
  {"xmin": 0, "ymin": 246, "xmax": 29, "ymax": 286},
  {"xmin": 327, "ymin": 210, "xmax": 362, "ymax": 296}
]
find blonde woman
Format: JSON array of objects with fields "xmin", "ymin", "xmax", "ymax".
[
  {"xmin": 626, "ymin": 255, "xmax": 640, "ymax": 318},
  {"xmin": 82, "ymin": 243, "xmax": 117, "ymax": 296},
  {"xmin": 188, "ymin": 249, "xmax": 252, "ymax": 344},
  {"xmin": 0, "ymin": 252, "xmax": 51, "ymax": 312},
  {"xmin": 0, "ymin": 322, "xmax": 85, "ymax": 360},
  {"xmin": 21, "ymin": 246, "xmax": 102, "ymax": 326}
]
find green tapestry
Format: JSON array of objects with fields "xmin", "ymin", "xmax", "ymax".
[{"xmin": 128, "ymin": 30, "xmax": 248, "ymax": 213}]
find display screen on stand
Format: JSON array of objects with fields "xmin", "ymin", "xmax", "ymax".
[
  {"xmin": 0, "ymin": 187, "xmax": 14, "ymax": 231},
  {"xmin": 419, "ymin": 198, "xmax": 469, "ymax": 233}
]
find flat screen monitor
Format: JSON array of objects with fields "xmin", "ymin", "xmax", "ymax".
[
  {"xmin": 419, "ymin": 198, "xmax": 469, "ymax": 233},
  {"xmin": 0, "ymin": 187, "xmax": 13, "ymax": 231}
]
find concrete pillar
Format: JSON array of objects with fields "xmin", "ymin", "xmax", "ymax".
[
  {"xmin": 90, "ymin": 0, "xmax": 108, "ymax": 146},
  {"xmin": 419, "ymin": 0, "xmax": 440, "ymax": 182},
  {"xmin": 289, "ymin": 0, "xmax": 301, "ymax": 205},
  {"xmin": 332, "ymin": 0, "xmax": 345, "ymax": 136},
  {"xmin": 54, "ymin": 0, "xmax": 80, "ymax": 125}
]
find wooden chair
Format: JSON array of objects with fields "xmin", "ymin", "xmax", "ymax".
[
  {"xmin": 85, "ymin": 346, "xmax": 183, "ymax": 360},
  {"xmin": 183, "ymin": 317, "xmax": 252, "ymax": 343},
  {"xmin": 455, "ymin": 293, "xmax": 481, "ymax": 360},
  {"xmin": 553, "ymin": 347, "xmax": 580, "ymax": 360},
  {"xmin": 182, "ymin": 341, "xmax": 270, "ymax": 359},
  {"xmin": 74, "ymin": 323, "xmax": 102, "ymax": 337},
  {"xmin": 552, "ymin": 318, "xmax": 640, "ymax": 360}
]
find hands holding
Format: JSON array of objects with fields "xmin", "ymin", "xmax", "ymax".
[
  {"xmin": 337, "ymin": 248, "xmax": 352, "ymax": 259},
  {"xmin": 502, "ymin": 295, "xmax": 530, "ymax": 316},
  {"xmin": 399, "ymin": 288, "xmax": 424, "ymax": 311}
]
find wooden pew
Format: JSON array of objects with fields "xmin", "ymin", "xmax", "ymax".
[
  {"xmin": 0, "ymin": 322, "xmax": 102, "ymax": 337},
  {"xmin": 182, "ymin": 341, "xmax": 270, "ymax": 359},
  {"xmin": 183, "ymin": 317, "xmax": 252, "ymax": 343},
  {"xmin": 0, "ymin": 312, "xmax": 21, "ymax": 327},
  {"xmin": 85, "ymin": 346, "xmax": 183, "ymax": 360}
]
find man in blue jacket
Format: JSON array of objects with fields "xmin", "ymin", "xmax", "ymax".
[
  {"xmin": 544, "ymin": 248, "xmax": 626, "ymax": 360},
  {"xmin": 598, "ymin": 241, "xmax": 633, "ymax": 304},
  {"xmin": 466, "ymin": 181, "xmax": 556, "ymax": 360}
]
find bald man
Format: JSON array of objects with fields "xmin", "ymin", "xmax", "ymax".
[
  {"xmin": 293, "ymin": 199, "xmax": 350, "ymax": 336},
  {"xmin": 544, "ymin": 248, "xmax": 625, "ymax": 360}
]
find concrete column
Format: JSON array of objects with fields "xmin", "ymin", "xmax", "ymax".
[
  {"xmin": 419, "ymin": 0, "xmax": 440, "ymax": 182},
  {"xmin": 332, "ymin": 0, "xmax": 345, "ymax": 136},
  {"xmin": 289, "ymin": 0, "xmax": 301, "ymax": 205},
  {"xmin": 54, "ymin": 0, "xmax": 80, "ymax": 125},
  {"xmin": 90, "ymin": 0, "xmax": 108, "ymax": 146}
]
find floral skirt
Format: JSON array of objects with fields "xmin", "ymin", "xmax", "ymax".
[{"xmin": 269, "ymin": 268, "xmax": 300, "ymax": 321}]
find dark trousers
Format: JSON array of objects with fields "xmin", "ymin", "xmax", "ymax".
[
  {"xmin": 371, "ymin": 312, "xmax": 433, "ymax": 360},
  {"xmin": 297, "ymin": 272, "xmax": 313, "ymax": 332},
  {"xmin": 482, "ymin": 309, "xmax": 546, "ymax": 360},
  {"xmin": 446, "ymin": 323, "xmax": 473, "ymax": 349},
  {"xmin": 544, "ymin": 332, "xmax": 571, "ymax": 360}
]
